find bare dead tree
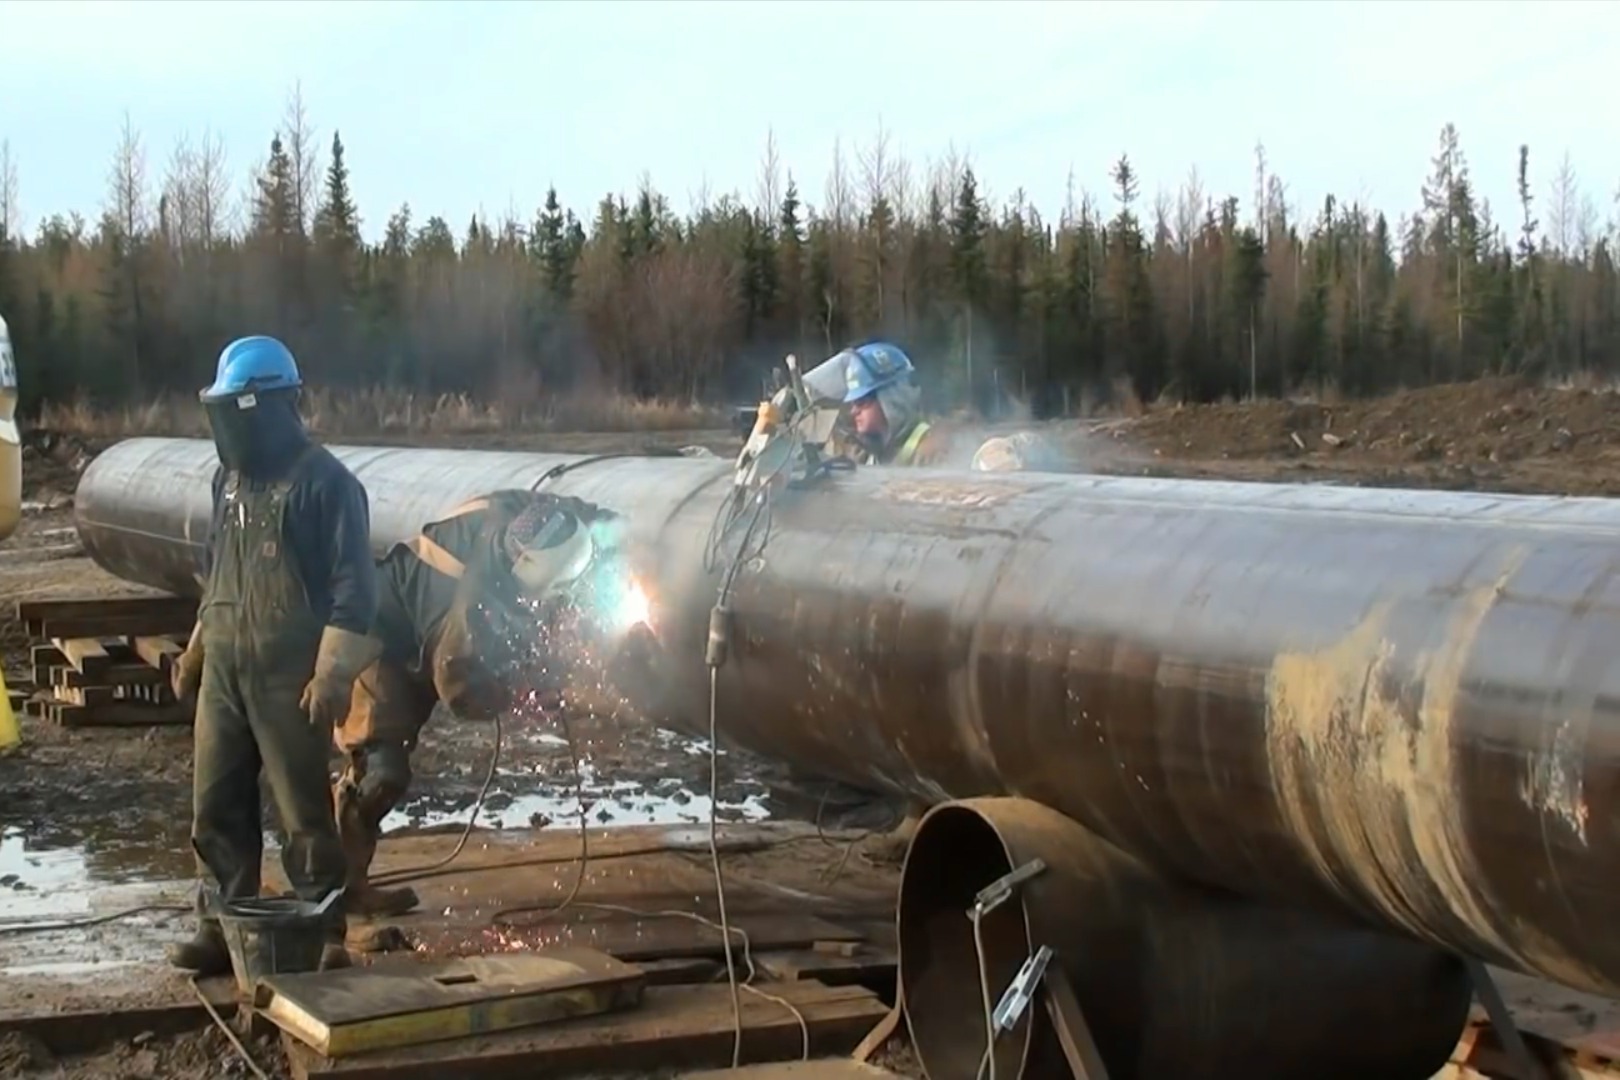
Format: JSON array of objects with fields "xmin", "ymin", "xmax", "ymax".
[
  {"xmin": 190, "ymin": 128, "xmax": 232, "ymax": 247},
  {"xmin": 0, "ymin": 140, "xmax": 18, "ymax": 243},
  {"xmin": 106, "ymin": 112, "xmax": 151, "ymax": 392},
  {"xmin": 1548, "ymin": 152, "xmax": 1578, "ymax": 258},
  {"xmin": 281, "ymin": 81, "xmax": 320, "ymax": 236},
  {"xmin": 826, "ymin": 138, "xmax": 853, "ymax": 229},
  {"xmin": 108, "ymin": 113, "xmax": 149, "ymax": 239},
  {"xmin": 162, "ymin": 135, "xmax": 198, "ymax": 251},
  {"xmin": 1576, "ymin": 192, "xmax": 1598, "ymax": 260},
  {"xmin": 756, "ymin": 129, "xmax": 781, "ymax": 222}
]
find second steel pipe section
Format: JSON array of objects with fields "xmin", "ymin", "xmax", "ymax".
[
  {"xmin": 73, "ymin": 437, "xmax": 1620, "ymax": 996},
  {"xmin": 897, "ymin": 797, "xmax": 1472, "ymax": 1080}
]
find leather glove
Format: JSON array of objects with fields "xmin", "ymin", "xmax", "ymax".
[
  {"xmin": 171, "ymin": 621, "xmax": 205, "ymax": 703},
  {"xmin": 299, "ymin": 626, "xmax": 384, "ymax": 731}
]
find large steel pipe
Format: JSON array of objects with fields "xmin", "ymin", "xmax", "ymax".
[
  {"xmin": 899, "ymin": 798, "xmax": 1471, "ymax": 1080},
  {"xmin": 76, "ymin": 436, "xmax": 1620, "ymax": 996}
]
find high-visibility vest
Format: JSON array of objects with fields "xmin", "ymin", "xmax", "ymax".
[{"xmin": 892, "ymin": 421, "xmax": 933, "ymax": 466}]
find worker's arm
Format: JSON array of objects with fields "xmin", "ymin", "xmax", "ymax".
[
  {"xmin": 428, "ymin": 605, "xmax": 509, "ymax": 721},
  {"xmin": 315, "ymin": 466, "xmax": 379, "ymax": 636},
  {"xmin": 198, "ymin": 464, "xmax": 226, "ymax": 582}
]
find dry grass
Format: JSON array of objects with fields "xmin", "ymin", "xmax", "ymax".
[{"xmin": 33, "ymin": 386, "xmax": 725, "ymax": 440}]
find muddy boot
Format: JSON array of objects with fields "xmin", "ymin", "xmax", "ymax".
[
  {"xmin": 350, "ymin": 882, "xmax": 421, "ymax": 919},
  {"xmin": 166, "ymin": 923, "xmax": 232, "ymax": 976},
  {"xmin": 861, "ymin": 802, "xmax": 927, "ymax": 866},
  {"xmin": 338, "ymin": 796, "xmax": 421, "ymax": 918}
]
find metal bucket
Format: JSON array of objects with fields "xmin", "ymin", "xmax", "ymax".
[{"xmin": 213, "ymin": 892, "xmax": 337, "ymax": 997}]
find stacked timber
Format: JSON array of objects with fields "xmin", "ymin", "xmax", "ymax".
[{"xmin": 16, "ymin": 595, "xmax": 197, "ymax": 727}]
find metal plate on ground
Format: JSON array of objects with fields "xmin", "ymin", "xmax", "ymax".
[{"xmin": 258, "ymin": 947, "xmax": 644, "ymax": 1058}]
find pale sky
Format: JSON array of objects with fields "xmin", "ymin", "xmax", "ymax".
[{"xmin": 2, "ymin": 0, "xmax": 1616, "ymax": 244}]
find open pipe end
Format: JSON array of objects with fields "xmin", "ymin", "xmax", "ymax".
[
  {"xmin": 898, "ymin": 801, "xmax": 1047, "ymax": 1080},
  {"xmin": 899, "ymin": 798, "xmax": 1475, "ymax": 1080}
]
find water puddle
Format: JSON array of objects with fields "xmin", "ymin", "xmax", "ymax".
[
  {"xmin": 0, "ymin": 723, "xmax": 780, "ymax": 980},
  {"xmin": 384, "ymin": 725, "xmax": 772, "ymax": 834}
]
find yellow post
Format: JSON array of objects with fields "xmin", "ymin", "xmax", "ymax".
[{"xmin": 0, "ymin": 668, "xmax": 18, "ymax": 750}]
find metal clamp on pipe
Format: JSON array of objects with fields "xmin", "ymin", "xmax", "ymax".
[
  {"xmin": 993, "ymin": 945, "xmax": 1054, "ymax": 1034},
  {"xmin": 974, "ymin": 858, "xmax": 1048, "ymax": 918}
]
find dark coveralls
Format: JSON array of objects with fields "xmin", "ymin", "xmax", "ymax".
[
  {"xmin": 334, "ymin": 490, "xmax": 604, "ymax": 911},
  {"xmin": 191, "ymin": 444, "xmax": 377, "ymax": 943}
]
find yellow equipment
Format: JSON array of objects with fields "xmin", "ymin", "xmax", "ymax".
[{"xmin": 0, "ymin": 668, "xmax": 18, "ymax": 749}]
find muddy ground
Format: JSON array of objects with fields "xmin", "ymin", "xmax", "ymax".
[{"xmin": 3, "ymin": 376, "xmax": 1620, "ymax": 1077}]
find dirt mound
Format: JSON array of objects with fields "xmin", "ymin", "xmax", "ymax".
[{"xmin": 1128, "ymin": 377, "xmax": 1620, "ymax": 469}]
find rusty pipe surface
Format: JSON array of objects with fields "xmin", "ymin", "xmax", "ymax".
[
  {"xmin": 899, "ymin": 797, "xmax": 1472, "ymax": 1080},
  {"xmin": 75, "ymin": 436, "xmax": 1620, "ymax": 996}
]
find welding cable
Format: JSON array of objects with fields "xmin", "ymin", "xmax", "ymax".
[
  {"xmin": 483, "ymin": 653, "xmax": 809, "ymax": 1065},
  {"xmin": 972, "ymin": 906, "xmax": 997, "ymax": 1080},
  {"xmin": 192, "ymin": 975, "xmax": 271, "ymax": 1080},
  {"xmin": 371, "ymin": 712, "xmax": 505, "ymax": 888},
  {"xmin": 0, "ymin": 902, "xmax": 191, "ymax": 936},
  {"xmin": 706, "ymin": 663, "xmax": 745, "ymax": 1068}
]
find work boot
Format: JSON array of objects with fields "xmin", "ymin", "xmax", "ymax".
[
  {"xmin": 166, "ymin": 924, "xmax": 232, "ymax": 977},
  {"xmin": 336, "ymin": 780, "xmax": 419, "ymax": 918},
  {"xmin": 349, "ymin": 882, "xmax": 421, "ymax": 919}
]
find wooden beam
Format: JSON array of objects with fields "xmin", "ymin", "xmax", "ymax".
[{"xmin": 286, "ymin": 982, "xmax": 889, "ymax": 1080}]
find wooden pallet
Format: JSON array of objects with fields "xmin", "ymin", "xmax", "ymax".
[
  {"xmin": 1440, "ymin": 1014, "xmax": 1620, "ymax": 1079},
  {"xmin": 15, "ymin": 596, "xmax": 196, "ymax": 728}
]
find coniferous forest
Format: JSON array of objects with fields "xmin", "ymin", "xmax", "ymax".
[{"xmin": 1, "ymin": 91, "xmax": 1618, "ymax": 423}]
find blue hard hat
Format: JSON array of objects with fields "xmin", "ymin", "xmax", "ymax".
[
  {"xmin": 200, "ymin": 336, "xmax": 302, "ymax": 403},
  {"xmin": 841, "ymin": 341, "xmax": 914, "ymax": 403}
]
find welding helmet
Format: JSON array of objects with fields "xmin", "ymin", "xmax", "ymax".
[
  {"xmin": 199, "ymin": 336, "xmax": 308, "ymax": 477},
  {"xmin": 840, "ymin": 342, "xmax": 915, "ymax": 404},
  {"xmin": 503, "ymin": 502, "xmax": 595, "ymax": 600}
]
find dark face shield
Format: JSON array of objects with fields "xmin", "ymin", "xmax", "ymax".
[{"xmin": 203, "ymin": 388, "xmax": 307, "ymax": 478}]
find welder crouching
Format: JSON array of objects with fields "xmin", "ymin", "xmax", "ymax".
[{"xmin": 330, "ymin": 491, "xmax": 623, "ymax": 918}]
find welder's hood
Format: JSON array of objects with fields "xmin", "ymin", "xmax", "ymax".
[
  {"xmin": 504, "ymin": 505, "xmax": 595, "ymax": 599},
  {"xmin": 203, "ymin": 388, "xmax": 308, "ymax": 479}
]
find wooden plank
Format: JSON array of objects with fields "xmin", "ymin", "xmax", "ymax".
[
  {"xmin": 49, "ymin": 685, "xmax": 119, "ymax": 708},
  {"xmin": 50, "ymin": 700, "xmax": 192, "ymax": 728},
  {"xmin": 31, "ymin": 613, "xmax": 196, "ymax": 640},
  {"xmin": 1043, "ymin": 968, "xmax": 1111, "ymax": 1080},
  {"xmin": 286, "ymin": 981, "xmax": 889, "ymax": 1080},
  {"xmin": 755, "ymin": 945, "xmax": 896, "ymax": 987},
  {"xmin": 680, "ymin": 1063, "xmax": 905, "ymax": 1079},
  {"xmin": 435, "ymin": 914, "xmax": 863, "ymax": 966},
  {"xmin": 640, "ymin": 957, "xmax": 725, "ymax": 986},
  {"xmin": 0, "ymin": 977, "xmax": 236, "ymax": 1055},
  {"xmin": 29, "ymin": 643, "xmax": 64, "ymax": 666},
  {"xmin": 48, "ymin": 638, "xmax": 111, "ymax": 678},
  {"xmin": 52, "ymin": 661, "xmax": 166, "ymax": 689},
  {"xmin": 131, "ymin": 634, "xmax": 184, "ymax": 673},
  {"xmin": 18, "ymin": 595, "xmax": 196, "ymax": 628}
]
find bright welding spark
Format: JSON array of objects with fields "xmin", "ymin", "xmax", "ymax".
[{"xmin": 616, "ymin": 577, "xmax": 653, "ymax": 633}]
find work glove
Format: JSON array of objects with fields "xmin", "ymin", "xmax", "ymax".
[
  {"xmin": 299, "ymin": 626, "xmax": 384, "ymax": 732},
  {"xmin": 171, "ymin": 621, "xmax": 205, "ymax": 703}
]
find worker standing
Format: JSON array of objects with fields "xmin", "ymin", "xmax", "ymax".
[
  {"xmin": 332, "ymin": 490, "xmax": 620, "ymax": 917},
  {"xmin": 167, "ymin": 336, "xmax": 380, "ymax": 975}
]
